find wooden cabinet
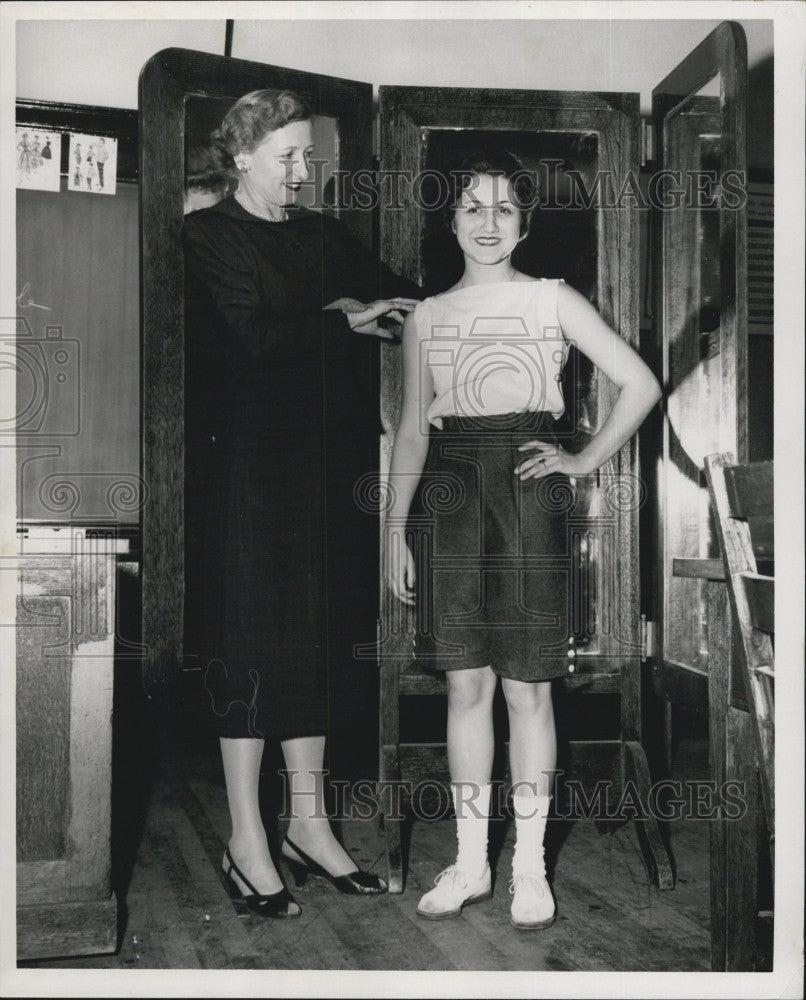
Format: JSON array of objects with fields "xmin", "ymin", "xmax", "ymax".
[{"xmin": 16, "ymin": 526, "xmax": 128, "ymax": 961}]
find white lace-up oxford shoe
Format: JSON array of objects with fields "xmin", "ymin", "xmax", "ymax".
[
  {"xmin": 416, "ymin": 863, "xmax": 492, "ymax": 920},
  {"xmin": 509, "ymin": 872, "xmax": 556, "ymax": 930}
]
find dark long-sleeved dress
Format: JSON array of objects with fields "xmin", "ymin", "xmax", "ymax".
[{"xmin": 182, "ymin": 196, "xmax": 419, "ymax": 741}]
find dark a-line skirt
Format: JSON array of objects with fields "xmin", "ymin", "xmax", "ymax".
[{"xmin": 185, "ymin": 406, "xmax": 331, "ymax": 741}]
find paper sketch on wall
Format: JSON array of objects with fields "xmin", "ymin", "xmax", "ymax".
[
  {"xmin": 67, "ymin": 133, "xmax": 117, "ymax": 195},
  {"xmin": 16, "ymin": 128, "xmax": 62, "ymax": 191}
]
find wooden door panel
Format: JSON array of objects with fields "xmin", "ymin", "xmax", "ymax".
[
  {"xmin": 139, "ymin": 49, "xmax": 373, "ymax": 691},
  {"xmin": 378, "ymin": 85, "xmax": 641, "ymax": 690},
  {"xmin": 651, "ymin": 21, "xmax": 748, "ymax": 700}
]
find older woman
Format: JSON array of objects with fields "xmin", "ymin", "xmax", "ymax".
[{"xmin": 182, "ymin": 89, "xmax": 419, "ymax": 918}]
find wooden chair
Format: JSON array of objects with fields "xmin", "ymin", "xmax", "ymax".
[{"xmin": 704, "ymin": 453, "xmax": 774, "ymax": 970}]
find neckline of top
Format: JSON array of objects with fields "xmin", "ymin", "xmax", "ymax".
[
  {"xmin": 213, "ymin": 195, "xmax": 312, "ymax": 224},
  {"xmin": 436, "ymin": 278, "xmax": 547, "ymax": 297}
]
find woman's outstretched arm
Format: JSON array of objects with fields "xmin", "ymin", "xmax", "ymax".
[
  {"xmin": 515, "ymin": 282, "xmax": 662, "ymax": 480},
  {"xmin": 383, "ymin": 309, "xmax": 433, "ymax": 604}
]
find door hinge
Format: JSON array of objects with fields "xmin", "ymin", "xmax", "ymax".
[
  {"xmin": 640, "ymin": 119, "xmax": 654, "ymax": 168},
  {"xmin": 640, "ymin": 615, "xmax": 656, "ymax": 662}
]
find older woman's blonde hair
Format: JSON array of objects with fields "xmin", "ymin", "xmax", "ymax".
[{"xmin": 210, "ymin": 89, "xmax": 313, "ymax": 170}]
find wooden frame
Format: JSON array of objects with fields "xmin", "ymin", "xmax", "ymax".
[
  {"xmin": 138, "ymin": 48, "xmax": 373, "ymax": 692},
  {"xmin": 379, "ymin": 85, "xmax": 643, "ymax": 674},
  {"xmin": 16, "ymin": 98, "xmax": 139, "ymax": 183},
  {"xmin": 649, "ymin": 22, "xmax": 760, "ymax": 972},
  {"xmin": 651, "ymin": 21, "xmax": 748, "ymax": 709}
]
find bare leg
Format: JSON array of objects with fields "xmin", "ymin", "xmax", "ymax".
[
  {"xmin": 502, "ymin": 678, "xmax": 557, "ymax": 928},
  {"xmin": 416, "ymin": 667, "xmax": 497, "ymax": 916},
  {"xmin": 447, "ymin": 666, "xmax": 498, "ymax": 873},
  {"xmin": 281, "ymin": 734, "xmax": 355, "ymax": 877},
  {"xmin": 502, "ymin": 679, "xmax": 556, "ymax": 794},
  {"xmin": 446, "ymin": 665, "xmax": 498, "ymax": 784},
  {"xmin": 220, "ymin": 737, "xmax": 291, "ymax": 900}
]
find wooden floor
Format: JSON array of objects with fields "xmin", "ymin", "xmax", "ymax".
[{"xmin": 22, "ymin": 721, "xmax": 715, "ymax": 972}]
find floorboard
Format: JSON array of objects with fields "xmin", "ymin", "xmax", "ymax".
[{"xmin": 21, "ymin": 727, "xmax": 715, "ymax": 972}]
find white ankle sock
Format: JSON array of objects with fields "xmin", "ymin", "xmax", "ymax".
[
  {"xmin": 512, "ymin": 789, "xmax": 551, "ymax": 878},
  {"xmin": 452, "ymin": 782, "xmax": 491, "ymax": 877}
]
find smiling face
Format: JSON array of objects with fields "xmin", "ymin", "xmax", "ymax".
[
  {"xmin": 451, "ymin": 172, "xmax": 526, "ymax": 269},
  {"xmin": 238, "ymin": 119, "xmax": 314, "ymax": 209}
]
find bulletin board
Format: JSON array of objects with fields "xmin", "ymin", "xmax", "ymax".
[{"xmin": 14, "ymin": 101, "xmax": 142, "ymax": 525}]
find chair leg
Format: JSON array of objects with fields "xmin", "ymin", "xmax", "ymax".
[
  {"xmin": 724, "ymin": 705, "xmax": 758, "ymax": 971},
  {"xmin": 708, "ymin": 582, "xmax": 730, "ymax": 970},
  {"xmin": 663, "ymin": 701, "xmax": 673, "ymax": 777},
  {"xmin": 709, "ymin": 795, "xmax": 728, "ymax": 970},
  {"xmin": 707, "ymin": 581, "xmax": 760, "ymax": 970},
  {"xmin": 379, "ymin": 743, "xmax": 404, "ymax": 893},
  {"xmin": 624, "ymin": 740, "xmax": 675, "ymax": 890}
]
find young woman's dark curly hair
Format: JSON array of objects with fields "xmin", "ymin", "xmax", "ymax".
[{"xmin": 446, "ymin": 150, "xmax": 539, "ymax": 238}]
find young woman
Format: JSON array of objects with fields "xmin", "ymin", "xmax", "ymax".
[{"xmin": 384, "ymin": 151, "xmax": 661, "ymax": 930}]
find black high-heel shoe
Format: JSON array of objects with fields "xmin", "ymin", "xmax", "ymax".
[
  {"xmin": 281, "ymin": 835, "xmax": 388, "ymax": 895},
  {"xmin": 222, "ymin": 846, "xmax": 301, "ymax": 918}
]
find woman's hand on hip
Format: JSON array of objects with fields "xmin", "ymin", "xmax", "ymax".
[
  {"xmin": 383, "ymin": 525, "xmax": 416, "ymax": 605},
  {"xmin": 324, "ymin": 297, "xmax": 419, "ymax": 339},
  {"xmin": 513, "ymin": 440, "xmax": 595, "ymax": 480}
]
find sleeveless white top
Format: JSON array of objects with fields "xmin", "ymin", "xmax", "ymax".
[{"xmin": 414, "ymin": 279, "xmax": 568, "ymax": 428}]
